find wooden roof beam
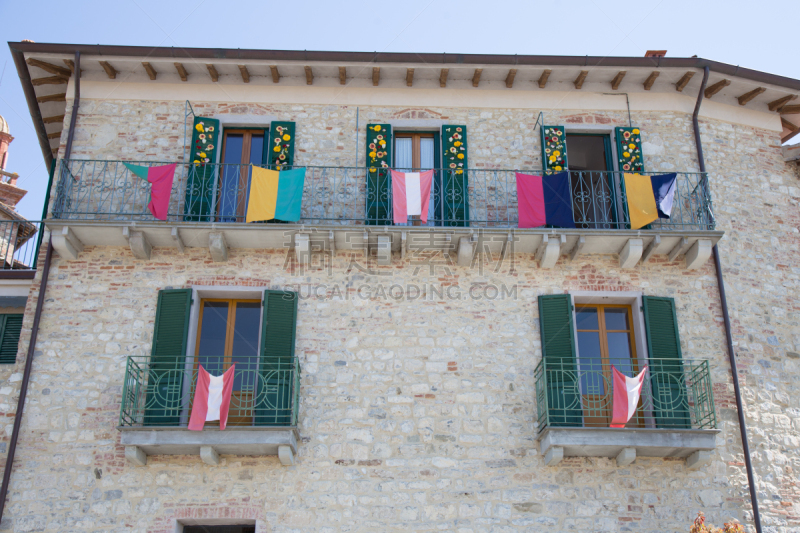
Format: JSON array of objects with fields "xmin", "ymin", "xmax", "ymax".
[
  {"xmin": 537, "ymin": 69, "xmax": 551, "ymax": 89},
  {"xmin": 42, "ymin": 115, "xmax": 65, "ymax": 124},
  {"xmin": 99, "ymin": 61, "xmax": 117, "ymax": 80},
  {"xmin": 37, "ymin": 93, "xmax": 66, "ymax": 103},
  {"xmin": 574, "ymin": 70, "xmax": 588, "ymax": 89},
  {"xmin": 737, "ymin": 87, "xmax": 766, "ymax": 106},
  {"xmin": 643, "ymin": 71, "xmax": 659, "ymax": 90},
  {"xmin": 142, "ymin": 62, "xmax": 157, "ymax": 80},
  {"xmin": 238, "ymin": 65, "xmax": 250, "ymax": 83},
  {"xmin": 47, "ymin": 131, "xmax": 62, "ymax": 139},
  {"xmin": 780, "ymin": 104, "xmax": 800, "ymax": 114},
  {"xmin": 372, "ymin": 67, "xmax": 380, "ymax": 87},
  {"xmin": 505, "ymin": 69, "xmax": 517, "ymax": 89},
  {"xmin": 270, "ymin": 65, "xmax": 280, "ymax": 83},
  {"xmin": 305, "ymin": 66, "xmax": 314, "ymax": 85},
  {"xmin": 704, "ymin": 79, "xmax": 731, "ymax": 98},
  {"xmin": 472, "ymin": 68, "xmax": 482, "ymax": 88},
  {"xmin": 610, "ymin": 71, "xmax": 626, "ymax": 90},
  {"xmin": 174, "ymin": 63, "xmax": 188, "ymax": 82},
  {"xmin": 440, "ymin": 68, "xmax": 449, "ymax": 88},
  {"xmin": 782, "ymin": 117, "xmax": 799, "ymax": 132},
  {"xmin": 768, "ymin": 94, "xmax": 797, "ymax": 111},
  {"xmin": 406, "ymin": 68, "xmax": 414, "ymax": 87},
  {"xmin": 339, "ymin": 66, "xmax": 346, "ymax": 85},
  {"xmin": 31, "ymin": 76, "xmax": 67, "ymax": 86},
  {"xmin": 675, "ymin": 71, "xmax": 695, "ymax": 92},
  {"xmin": 26, "ymin": 58, "xmax": 72, "ymax": 78},
  {"xmin": 206, "ymin": 64, "xmax": 219, "ymax": 82}
]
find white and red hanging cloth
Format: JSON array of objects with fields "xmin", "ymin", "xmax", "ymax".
[
  {"xmin": 188, "ymin": 364, "xmax": 235, "ymax": 431},
  {"xmin": 391, "ymin": 170, "xmax": 433, "ymax": 225},
  {"xmin": 610, "ymin": 365, "xmax": 648, "ymax": 428}
]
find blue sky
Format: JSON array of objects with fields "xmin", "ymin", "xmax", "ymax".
[{"xmin": 1, "ymin": 0, "xmax": 798, "ymax": 220}]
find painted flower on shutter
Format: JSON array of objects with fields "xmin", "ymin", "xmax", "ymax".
[
  {"xmin": 367, "ymin": 125, "xmax": 391, "ymax": 175},
  {"xmin": 541, "ymin": 126, "xmax": 567, "ymax": 174},
  {"xmin": 616, "ymin": 127, "xmax": 644, "ymax": 173},
  {"xmin": 269, "ymin": 122, "xmax": 296, "ymax": 170}
]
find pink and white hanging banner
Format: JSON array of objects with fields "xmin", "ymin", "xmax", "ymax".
[
  {"xmin": 188, "ymin": 364, "xmax": 236, "ymax": 431},
  {"xmin": 391, "ymin": 170, "xmax": 433, "ymax": 224},
  {"xmin": 610, "ymin": 365, "xmax": 648, "ymax": 428}
]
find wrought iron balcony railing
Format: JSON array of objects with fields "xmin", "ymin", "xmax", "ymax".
[
  {"xmin": 119, "ymin": 355, "xmax": 300, "ymax": 428},
  {"xmin": 534, "ymin": 357, "xmax": 716, "ymax": 432},
  {"xmin": 53, "ymin": 159, "xmax": 715, "ymax": 230},
  {"xmin": 0, "ymin": 219, "xmax": 42, "ymax": 271}
]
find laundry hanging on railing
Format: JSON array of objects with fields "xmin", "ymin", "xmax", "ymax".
[
  {"xmin": 123, "ymin": 162, "xmax": 177, "ymax": 221},
  {"xmin": 246, "ymin": 166, "xmax": 306, "ymax": 223},
  {"xmin": 391, "ymin": 170, "xmax": 433, "ymax": 225},
  {"xmin": 188, "ymin": 364, "xmax": 236, "ymax": 431},
  {"xmin": 623, "ymin": 172, "xmax": 677, "ymax": 229},
  {"xmin": 610, "ymin": 365, "xmax": 648, "ymax": 428},
  {"xmin": 515, "ymin": 171, "xmax": 575, "ymax": 229}
]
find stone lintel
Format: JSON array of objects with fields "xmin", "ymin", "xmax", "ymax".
[
  {"xmin": 457, "ymin": 236, "xmax": 474, "ymax": 267},
  {"xmin": 538, "ymin": 427, "xmax": 719, "ymax": 460},
  {"xmin": 685, "ymin": 238, "xmax": 713, "ymax": 270},
  {"xmin": 376, "ymin": 235, "xmax": 392, "ymax": 266},
  {"xmin": 619, "ymin": 238, "xmax": 643, "ymax": 269},
  {"xmin": 200, "ymin": 445, "xmax": 220, "ymax": 466},
  {"xmin": 51, "ymin": 226, "xmax": 84, "ymax": 260},
  {"xmin": 616, "ymin": 447, "xmax": 636, "ymax": 466},
  {"xmin": 278, "ymin": 445, "xmax": 295, "ymax": 466},
  {"xmin": 125, "ymin": 445, "xmax": 147, "ymax": 466},
  {"xmin": 123, "ymin": 228, "xmax": 152, "ymax": 260},
  {"xmin": 544, "ymin": 446, "xmax": 564, "ymax": 466},
  {"xmin": 208, "ymin": 232, "xmax": 228, "ymax": 262}
]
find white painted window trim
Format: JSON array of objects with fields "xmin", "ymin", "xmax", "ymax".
[{"xmin": 568, "ymin": 290, "xmax": 655, "ymax": 429}]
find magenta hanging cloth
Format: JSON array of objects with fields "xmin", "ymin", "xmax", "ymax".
[
  {"xmin": 515, "ymin": 172, "xmax": 547, "ymax": 228},
  {"xmin": 123, "ymin": 162, "xmax": 177, "ymax": 221},
  {"xmin": 515, "ymin": 171, "xmax": 575, "ymax": 229}
]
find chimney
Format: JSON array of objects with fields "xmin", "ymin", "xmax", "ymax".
[{"xmin": 645, "ymin": 50, "xmax": 667, "ymax": 58}]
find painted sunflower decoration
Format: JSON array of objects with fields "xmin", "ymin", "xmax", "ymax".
[
  {"xmin": 193, "ymin": 122, "xmax": 216, "ymax": 165},
  {"xmin": 617, "ymin": 127, "xmax": 643, "ymax": 172},
  {"xmin": 271, "ymin": 125, "xmax": 292, "ymax": 170},
  {"xmin": 368, "ymin": 125, "xmax": 390, "ymax": 172},
  {"xmin": 444, "ymin": 126, "xmax": 467, "ymax": 175},
  {"xmin": 543, "ymin": 126, "xmax": 566, "ymax": 174}
]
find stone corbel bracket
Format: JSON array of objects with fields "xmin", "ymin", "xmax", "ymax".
[
  {"xmin": 122, "ymin": 226, "xmax": 152, "ymax": 260},
  {"xmin": 536, "ymin": 234, "xmax": 565, "ymax": 269},
  {"xmin": 51, "ymin": 226, "xmax": 84, "ymax": 260}
]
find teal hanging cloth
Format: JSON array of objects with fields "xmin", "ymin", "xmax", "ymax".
[{"xmin": 124, "ymin": 163, "xmax": 177, "ymax": 221}]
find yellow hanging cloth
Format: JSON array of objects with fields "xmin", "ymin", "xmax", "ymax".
[
  {"xmin": 246, "ymin": 166, "xmax": 280, "ymax": 223},
  {"xmin": 623, "ymin": 173, "xmax": 658, "ymax": 230}
]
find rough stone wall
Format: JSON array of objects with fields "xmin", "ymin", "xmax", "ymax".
[{"xmin": 0, "ymin": 98, "xmax": 792, "ymax": 532}]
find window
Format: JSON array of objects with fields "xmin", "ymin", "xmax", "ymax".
[
  {"xmin": 536, "ymin": 294, "xmax": 711, "ymax": 432},
  {"xmin": 0, "ymin": 313, "xmax": 22, "ymax": 364},
  {"xmin": 218, "ymin": 129, "xmax": 267, "ymax": 221},
  {"xmin": 575, "ymin": 304, "xmax": 642, "ymax": 428},
  {"xmin": 565, "ymin": 133, "xmax": 617, "ymax": 229},
  {"xmin": 394, "ymin": 132, "xmax": 437, "ymax": 226}
]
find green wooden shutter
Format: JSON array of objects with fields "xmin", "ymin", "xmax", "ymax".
[
  {"xmin": 615, "ymin": 127, "xmax": 644, "ymax": 173},
  {"xmin": 365, "ymin": 124, "xmax": 392, "ymax": 225},
  {"xmin": 268, "ymin": 121, "xmax": 296, "ymax": 169},
  {"xmin": 538, "ymin": 295, "xmax": 582, "ymax": 427},
  {"xmin": 541, "ymin": 125, "xmax": 568, "ymax": 174},
  {"xmin": 255, "ymin": 290, "xmax": 298, "ymax": 426},
  {"xmin": 642, "ymin": 296, "xmax": 690, "ymax": 428},
  {"xmin": 184, "ymin": 116, "xmax": 221, "ymax": 222},
  {"xmin": 144, "ymin": 289, "xmax": 193, "ymax": 426},
  {"xmin": 0, "ymin": 314, "xmax": 23, "ymax": 364},
  {"xmin": 441, "ymin": 125, "xmax": 469, "ymax": 227}
]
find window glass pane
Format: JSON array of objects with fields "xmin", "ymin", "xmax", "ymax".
[
  {"xmin": 604, "ymin": 308, "xmax": 629, "ymax": 330},
  {"xmin": 249, "ymin": 134, "xmax": 264, "ymax": 166},
  {"xmin": 220, "ymin": 134, "xmax": 244, "ymax": 220},
  {"xmin": 577, "ymin": 331, "xmax": 604, "ymax": 395},
  {"xmin": 231, "ymin": 302, "xmax": 261, "ymax": 391},
  {"xmin": 395, "ymin": 137, "xmax": 412, "ymax": 171},
  {"xmin": 197, "ymin": 301, "xmax": 228, "ymax": 373},
  {"xmin": 606, "ymin": 332, "xmax": 633, "ymax": 370},
  {"xmin": 575, "ymin": 307, "xmax": 598, "ymax": 330},
  {"xmin": 420, "ymin": 137, "xmax": 435, "ymax": 170}
]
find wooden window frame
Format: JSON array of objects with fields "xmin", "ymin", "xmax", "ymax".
[
  {"xmin": 394, "ymin": 132, "xmax": 435, "ymax": 170},
  {"xmin": 194, "ymin": 298, "xmax": 262, "ymax": 365},
  {"xmin": 219, "ymin": 128, "xmax": 268, "ymax": 219}
]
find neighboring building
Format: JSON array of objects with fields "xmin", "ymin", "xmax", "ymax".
[{"xmin": 3, "ymin": 41, "xmax": 800, "ymax": 533}]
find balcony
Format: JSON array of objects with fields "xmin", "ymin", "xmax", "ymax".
[
  {"xmin": 534, "ymin": 357, "xmax": 719, "ymax": 467},
  {"xmin": 118, "ymin": 355, "xmax": 300, "ymax": 466},
  {"xmin": 48, "ymin": 159, "xmax": 723, "ymax": 268},
  {"xmin": 0, "ymin": 219, "xmax": 43, "ymax": 279}
]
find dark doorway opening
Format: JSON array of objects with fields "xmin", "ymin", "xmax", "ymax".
[
  {"xmin": 565, "ymin": 134, "xmax": 618, "ymax": 229},
  {"xmin": 183, "ymin": 526, "xmax": 256, "ymax": 533}
]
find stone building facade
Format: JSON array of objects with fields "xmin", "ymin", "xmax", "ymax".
[{"xmin": 3, "ymin": 43, "xmax": 800, "ymax": 533}]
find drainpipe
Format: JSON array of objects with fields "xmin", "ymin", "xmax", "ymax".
[
  {"xmin": 0, "ymin": 49, "xmax": 79, "ymax": 523},
  {"xmin": 692, "ymin": 65, "xmax": 763, "ymax": 533}
]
